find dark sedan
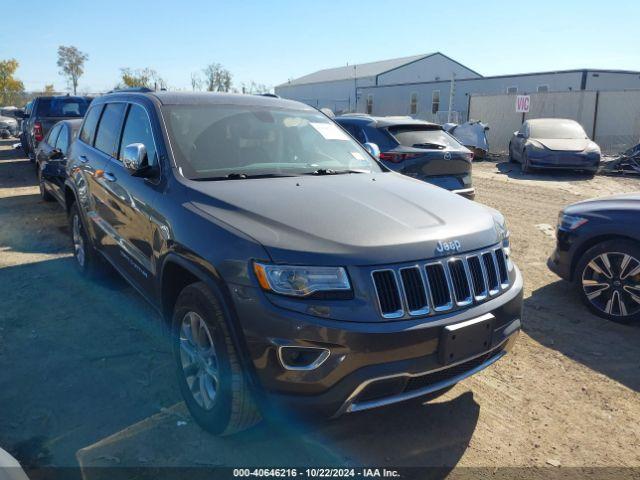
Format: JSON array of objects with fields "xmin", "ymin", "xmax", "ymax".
[
  {"xmin": 548, "ymin": 194, "xmax": 640, "ymax": 323},
  {"xmin": 335, "ymin": 115, "xmax": 475, "ymax": 199},
  {"xmin": 509, "ymin": 118, "xmax": 601, "ymax": 174},
  {"xmin": 35, "ymin": 119, "xmax": 82, "ymax": 204}
]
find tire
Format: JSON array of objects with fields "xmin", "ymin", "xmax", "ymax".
[
  {"xmin": 37, "ymin": 163, "xmax": 54, "ymax": 202},
  {"xmin": 68, "ymin": 202, "xmax": 109, "ymax": 278},
  {"xmin": 508, "ymin": 143, "xmax": 516, "ymax": 163},
  {"xmin": 575, "ymin": 239, "xmax": 640, "ymax": 324},
  {"xmin": 172, "ymin": 282, "xmax": 261, "ymax": 435},
  {"xmin": 521, "ymin": 150, "xmax": 533, "ymax": 174}
]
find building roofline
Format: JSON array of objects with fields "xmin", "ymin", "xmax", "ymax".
[{"xmin": 355, "ymin": 68, "xmax": 640, "ymax": 91}]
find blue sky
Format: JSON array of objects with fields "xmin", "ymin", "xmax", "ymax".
[{"xmin": 2, "ymin": 0, "xmax": 639, "ymax": 93}]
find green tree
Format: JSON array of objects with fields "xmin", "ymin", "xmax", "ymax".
[
  {"xmin": 203, "ymin": 63, "xmax": 232, "ymax": 92},
  {"xmin": 0, "ymin": 59, "xmax": 25, "ymax": 106},
  {"xmin": 118, "ymin": 68, "xmax": 166, "ymax": 90},
  {"xmin": 57, "ymin": 46, "xmax": 88, "ymax": 95}
]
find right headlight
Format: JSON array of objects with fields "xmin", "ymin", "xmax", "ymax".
[
  {"xmin": 253, "ymin": 262, "xmax": 351, "ymax": 298},
  {"xmin": 558, "ymin": 212, "xmax": 588, "ymax": 231}
]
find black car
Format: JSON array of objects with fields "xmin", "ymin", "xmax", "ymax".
[
  {"xmin": 335, "ymin": 115, "xmax": 475, "ymax": 199},
  {"xmin": 61, "ymin": 90, "xmax": 521, "ymax": 434},
  {"xmin": 35, "ymin": 119, "xmax": 82, "ymax": 204},
  {"xmin": 17, "ymin": 95, "xmax": 92, "ymax": 159},
  {"xmin": 548, "ymin": 194, "xmax": 640, "ymax": 323}
]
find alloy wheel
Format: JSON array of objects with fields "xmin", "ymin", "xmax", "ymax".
[
  {"xmin": 582, "ymin": 252, "xmax": 640, "ymax": 317},
  {"xmin": 72, "ymin": 214, "xmax": 86, "ymax": 267},
  {"xmin": 179, "ymin": 311, "xmax": 220, "ymax": 410}
]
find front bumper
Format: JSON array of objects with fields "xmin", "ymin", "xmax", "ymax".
[
  {"xmin": 528, "ymin": 151, "xmax": 600, "ymax": 171},
  {"xmin": 547, "ymin": 228, "xmax": 579, "ymax": 281},
  {"xmin": 230, "ymin": 266, "xmax": 523, "ymax": 417}
]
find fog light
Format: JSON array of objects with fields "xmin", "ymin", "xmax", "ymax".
[{"xmin": 278, "ymin": 346, "xmax": 330, "ymax": 371}]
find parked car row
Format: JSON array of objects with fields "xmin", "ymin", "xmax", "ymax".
[
  {"xmin": 12, "ymin": 95, "xmax": 92, "ymax": 159},
  {"xmin": 20, "ymin": 88, "xmax": 636, "ymax": 438}
]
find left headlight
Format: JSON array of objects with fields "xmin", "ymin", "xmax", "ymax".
[
  {"xmin": 584, "ymin": 142, "xmax": 601, "ymax": 154},
  {"xmin": 253, "ymin": 262, "xmax": 352, "ymax": 297}
]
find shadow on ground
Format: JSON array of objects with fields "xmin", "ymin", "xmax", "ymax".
[
  {"xmin": 490, "ymin": 160, "xmax": 596, "ymax": 182},
  {"xmin": 524, "ymin": 279, "xmax": 640, "ymax": 392}
]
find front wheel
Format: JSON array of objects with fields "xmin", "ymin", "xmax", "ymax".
[
  {"xmin": 576, "ymin": 239, "xmax": 640, "ymax": 324},
  {"xmin": 172, "ymin": 282, "xmax": 261, "ymax": 435},
  {"xmin": 521, "ymin": 151, "xmax": 533, "ymax": 173},
  {"xmin": 508, "ymin": 143, "xmax": 516, "ymax": 163}
]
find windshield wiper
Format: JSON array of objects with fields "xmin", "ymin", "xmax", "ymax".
[
  {"xmin": 307, "ymin": 168, "xmax": 369, "ymax": 176},
  {"xmin": 412, "ymin": 142, "xmax": 446, "ymax": 150},
  {"xmin": 194, "ymin": 173, "xmax": 296, "ymax": 181}
]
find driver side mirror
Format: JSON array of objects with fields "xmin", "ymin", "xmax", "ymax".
[
  {"xmin": 363, "ymin": 142, "xmax": 381, "ymax": 159},
  {"xmin": 49, "ymin": 148, "xmax": 64, "ymax": 160},
  {"xmin": 122, "ymin": 143, "xmax": 154, "ymax": 177},
  {"xmin": 516, "ymin": 131, "xmax": 525, "ymax": 138}
]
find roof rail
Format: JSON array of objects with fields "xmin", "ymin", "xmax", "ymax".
[{"xmin": 106, "ymin": 87, "xmax": 154, "ymax": 94}]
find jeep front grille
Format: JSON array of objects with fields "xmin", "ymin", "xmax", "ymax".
[{"xmin": 371, "ymin": 246, "xmax": 511, "ymax": 319}]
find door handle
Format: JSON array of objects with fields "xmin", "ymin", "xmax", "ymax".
[
  {"xmin": 103, "ymin": 172, "xmax": 116, "ymax": 182},
  {"xmin": 79, "ymin": 155, "xmax": 88, "ymax": 163}
]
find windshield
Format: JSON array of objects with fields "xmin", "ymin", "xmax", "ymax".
[
  {"xmin": 36, "ymin": 97, "xmax": 91, "ymax": 118},
  {"xmin": 529, "ymin": 120, "xmax": 587, "ymax": 139},
  {"xmin": 387, "ymin": 125, "xmax": 463, "ymax": 149},
  {"xmin": 162, "ymin": 105, "xmax": 382, "ymax": 179}
]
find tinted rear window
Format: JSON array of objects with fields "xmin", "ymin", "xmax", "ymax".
[
  {"xmin": 79, "ymin": 105, "xmax": 103, "ymax": 145},
  {"xmin": 94, "ymin": 103, "xmax": 126, "ymax": 156},
  {"xmin": 388, "ymin": 126, "xmax": 463, "ymax": 150},
  {"xmin": 36, "ymin": 97, "xmax": 91, "ymax": 118}
]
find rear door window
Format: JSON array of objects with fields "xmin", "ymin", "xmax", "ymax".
[
  {"xmin": 79, "ymin": 105, "xmax": 103, "ymax": 145},
  {"xmin": 36, "ymin": 97, "xmax": 91, "ymax": 117},
  {"xmin": 388, "ymin": 126, "xmax": 463, "ymax": 150},
  {"xmin": 118, "ymin": 104, "xmax": 157, "ymax": 166},
  {"xmin": 94, "ymin": 103, "xmax": 126, "ymax": 157},
  {"xmin": 340, "ymin": 123, "xmax": 366, "ymax": 144},
  {"xmin": 46, "ymin": 124, "xmax": 62, "ymax": 146},
  {"xmin": 55, "ymin": 125, "xmax": 69, "ymax": 154}
]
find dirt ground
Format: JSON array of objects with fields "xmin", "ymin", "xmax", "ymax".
[{"xmin": 0, "ymin": 138, "xmax": 639, "ymax": 477}]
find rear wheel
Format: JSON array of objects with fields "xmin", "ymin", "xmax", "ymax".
[
  {"xmin": 172, "ymin": 282, "xmax": 261, "ymax": 435},
  {"xmin": 69, "ymin": 202, "xmax": 109, "ymax": 278},
  {"xmin": 37, "ymin": 163, "xmax": 54, "ymax": 202},
  {"xmin": 576, "ymin": 239, "xmax": 640, "ymax": 324}
]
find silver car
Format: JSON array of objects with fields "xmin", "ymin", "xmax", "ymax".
[{"xmin": 509, "ymin": 118, "xmax": 601, "ymax": 174}]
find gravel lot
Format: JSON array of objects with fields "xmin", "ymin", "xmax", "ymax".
[{"xmin": 0, "ymin": 139, "xmax": 639, "ymax": 477}]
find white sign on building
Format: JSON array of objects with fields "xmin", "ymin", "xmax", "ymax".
[{"xmin": 516, "ymin": 95, "xmax": 530, "ymax": 113}]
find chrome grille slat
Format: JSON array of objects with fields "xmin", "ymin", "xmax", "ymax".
[{"xmin": 371, "ymin": 246, "xmax": 511, "ymax": 318}]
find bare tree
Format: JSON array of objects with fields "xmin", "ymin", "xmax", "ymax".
[
  {"xmin": 43, "ymin": 84, "xmax": 55, "ymax": 94},
  {"xmin": 57, "ymin": 46, "xmax": 88, "ymax": 95},
  {"xmin": 202, "ymin": 63, "xmax": 233, "ymax": 92},
  {"xmin": 241, "ymin": 80, "xmax": 271, "ymax": 95},
  {"xmin": 190, "ymin": 72, "xmax": 203, "ymax": 91}
]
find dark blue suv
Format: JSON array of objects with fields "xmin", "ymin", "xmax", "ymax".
[
  {"xmin": 335, "ymin": 115, "xmax": 475, "ymax": 199},
  {"xmin": 60, "ymin": 90, "xmax": 521, "ymax": 434}
]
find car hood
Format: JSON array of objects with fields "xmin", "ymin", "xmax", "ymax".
[
  {"xmin": 532, "ymin": 138, "xmax": 591, "ymax": 152},
  {"xmin": 565, "ymin": 193, "xmax": 640, "ymax": 215},
  {"xmin": 186, "ymin": 172, "xmax": 501, "ymax": 265}
]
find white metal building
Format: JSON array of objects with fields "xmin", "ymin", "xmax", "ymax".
[
  {"xmin": 274, "ymin": 52, "xmax": 482, "ymax": 114},
  {"xmin": 275, "ymin": 52, "xmax": 640, "ymax": 123}
]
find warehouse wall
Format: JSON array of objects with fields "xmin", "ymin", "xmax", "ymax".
[
  {"xmin": 469, "ymin": 90, "xmax": 640, "ymax": 154},
  {"xmin": 275, "ymin": 76, "xmax": 376, "ymax": 113}
]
